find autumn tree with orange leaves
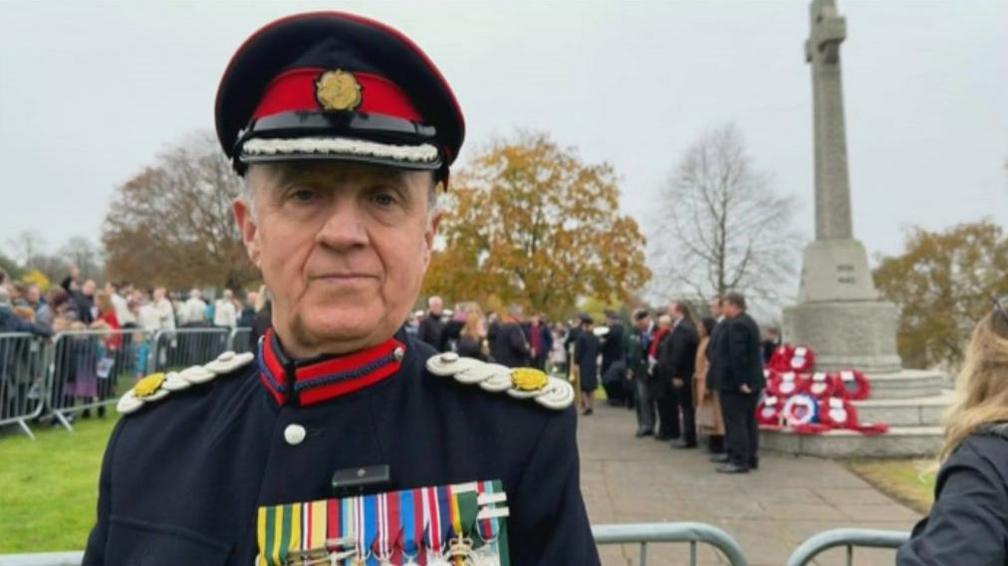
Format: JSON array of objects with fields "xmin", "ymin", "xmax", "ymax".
[
  {"xmin": 873, "ymin": 220, "xmax": 1008, "ymax": 369},
  {"xmin": 422, "ymin": 133, "xmax": 650, "ymax": 320}
]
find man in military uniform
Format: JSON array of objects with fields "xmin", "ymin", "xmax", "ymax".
[{"xmin": 83, "ymin": 12, "xmax": 598, "ymax": 565}]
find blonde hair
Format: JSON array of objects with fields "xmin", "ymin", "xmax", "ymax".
[
  {"xmin": 95, "ymin": 291, "xmax": 113, "ymax": 315},
  {"xmin": 657, "ymin": 314, "xmax": 672, "ymax": 327},
  {"xmin": 940, "ymin": 310, "xmax": 1008, "ymax": 461},
  {"xmin": 462, "ymin": 309, "xmax": 484, "ymax": 340}
]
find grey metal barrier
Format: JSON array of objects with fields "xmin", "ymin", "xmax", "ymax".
[
  {"xmin": 785, "ymin": 528, "xmax": 909, "ymax": 566},
  {"xmin": 227, "ymin": 326, "xmax": 254, "ymax": 354},
  {"xmin": 150, "ymin": 326, "xmax": 230, "ymax": 373},
  {"xmin": 47, "ymin": 328, "xmax": 157, "ymax": 431},
  {"xmin": 0, "ymin": 332, "xmax": 49, "ymax": 439},
  {"xmin": 593, "ymin": 522, "xmax": 749, "ymax": 566},
  {"xmin": 0, "ymin": 551, "xmax": 82, "ymax": 566}
]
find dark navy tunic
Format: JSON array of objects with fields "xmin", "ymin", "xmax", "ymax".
[{"xmin": 82, "ymin": 330, "xmax": 599, "ymax": 565}]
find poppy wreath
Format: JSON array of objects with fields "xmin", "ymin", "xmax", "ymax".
[
  {"xmin": 819, "ymin": 396, "xmax": 857, "ymax": 428},
  {"xmin": 818, "ymin": 396, "xmax": 890, "ymax": 435},
  {"xmin": 768, "ymin": 344, "xmax": 796, "ymax": 372},
  {"xmin": 756, "ymin": 394, "xmax": 783, "ymax": 427},
  {"xmin": 769, "ymin": 371, "xmax": 810, "ymax": 398},
  {"xmin": 835, "ymin": 369, "xmax": 871, "ymax": 400},
  {"xmin": 807, "ymin": 372, "xmax": 837, "ymax": 399},
  {"xmin": 788, "ymin": 345, "xmax": 816, "ymax": 373},
  {"xmin": 781, "ymin": 393, "xmax": 819, "ymax": 427}
]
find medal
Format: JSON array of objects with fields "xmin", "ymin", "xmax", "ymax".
[
  {"xmin": 256, "ymin": 480, "xmax": 510, "ymax": 566},
  {"xmin": 371, "ymin": 491, "xmax": 401, "ymax": 565}
]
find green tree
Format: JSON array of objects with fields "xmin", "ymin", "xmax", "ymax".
[
  {"xmin": 423, "ymin": 132, "xmax": 651, "ymax": 320},
  {"xmin": 873, "ymin": 220, "xmax": 1008, "ymax": 369}
]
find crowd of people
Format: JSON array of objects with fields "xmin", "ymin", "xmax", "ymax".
[
  {"xmin": 0, "ymin": 266, "xmax": 272, "ymax": 420},
  {"xmin": 407, "ymin": 292, "xmax": 778, "ymax": 474}
]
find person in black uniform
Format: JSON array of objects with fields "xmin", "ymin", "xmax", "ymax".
[
  {"xmin": 709, "ymin": 292, "xmax": 765, "ymax": 474},
  {"xmin": 83, "ymin": 12, "xmax": 599, "ymax": 566},
  {"xmin": 898, "ymin": 303, "xmax": 1008, "ymax": 565},
  {"xmin": 574, "ymin": 315, "xmax": 600, "ymax": 416}
]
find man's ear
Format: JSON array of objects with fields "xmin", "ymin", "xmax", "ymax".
[
  {"xmin": 233, "ymin": 198, "xmax": 261, "ymax": 268},
  {"xmin": 422, "ymin": 211, "xmax": 443, "ymax": 267}
]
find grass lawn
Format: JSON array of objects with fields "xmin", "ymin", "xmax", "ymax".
[
  {"xmin": 845, "ymin": 458, "xmax": 937, "ymax": 514},
  {"xmin": 0, "ymin": 414, "xmax": 119, "ymax": 552}
]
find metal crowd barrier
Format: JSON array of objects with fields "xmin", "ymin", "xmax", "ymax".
[
  {"xmin": 592, "ymin": 522, "xmax": 748, "ymax": 566},
  {"xmin": 0, "ymin": 523, "xmax": 748, "ymax": 565},
  {"xmin": 0, "ymin": 332, "xmax": 49, "ymax": 439},
  {"xmin": 0, "ymin": 327, "xmax": 253, "ymax": 437},
  {"xmin": 48, "ymin": 328, "xmax": 152, "ymax": 430},
  {"xmin": 786, "ymin": 528, "xmax": 909, "ymax": 566},
  {"xmin": 149, "ymin": 326, "xmax": 231, "ymax": 373},
  {"xmin": 228, "ymin": 326, "xmax": 254, "ymax": 354}
]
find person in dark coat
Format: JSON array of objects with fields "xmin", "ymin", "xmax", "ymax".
[
  {"xmin": 666, "ymin": 301, "xmax": 699, "ymax": 449},
  {"xmin": 650, "ymin": 315, "xmax": 675, "ymax": 439},
  {"xmin": 417, "ymin": 295, "xmax": 446, "ymax": 351},
  {"xmin": 61, "ymin": 267, "xmax": 96, "ymax": 325},
  {"xmin": 83, "ymin": 13, "xmax": 599, "ymax": 566},
  {"xmin": 600, "ymin": 311, "xmax": 626, "ymax": 406},
  {"xmin": 898, "ymin": 306, "xmax": 1008, "ymax": 565},
  {"xmin": 526, "ymin": 314, "xmax": 553, "ymax": 370},
  {"xmin": 574, "ymin": 316, "xmax": 600, "ymax": 416},
  {"xmin": 489, "ymin": 305, "xmax": 532, "ymax": 368},
  {"xmin": 761, "ymin": 327, "xmax": 779, "ymax": 365},
  {"xmin": 627, "ymin": 309, "xmax": 655, "ymax": 437},
  {"xmin": 710, "ymin": 292, "xmax": 765, "ymax": 473}
]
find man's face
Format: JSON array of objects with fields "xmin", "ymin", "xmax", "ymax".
[
  {"xmin": 82, "ymin": 280, "xmax": 96, "ymax": 296},
  {"xmin": 234, "ymin": 162, "xmax": 439, "ymax": 357},
  {"xmin": 635, "ymin": 316, "xmax": 650, "ymax": 331},
  {"xmin": 428, "ymin": 297, "xmax": 443, "ymax": 316},
  {"xmin": 27, "ymin": 286, "xmax": 40, "ymax": 303},
  {"xmin": 668, "ymin": 303, "xmax": 681, "ymax": 322},
  {"xmin": 708, "ymin": 299, "xmax": 721, "ymax": 318},
  {"xmin": 153, "ymin": 288, "xmax": 166, "ymax": 301},
  {"xmin": 723, "ymin": 302, "xmax": 740, "ymax": 318}
]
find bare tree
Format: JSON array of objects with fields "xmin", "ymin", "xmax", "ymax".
[
  {"xmin": 650, "ymin": 123, "xmax": 800, "ymax": 304},
  {"xmin": 58, "ymin": 236, "xmax": 104, "ymax": 280},
  {"xmin": 102, "ymin": 131, "xmax": 258, "ymax": 290},
  {"xmin": 6, "ymin": 229, "xmax": 48, "ymax": 267}
]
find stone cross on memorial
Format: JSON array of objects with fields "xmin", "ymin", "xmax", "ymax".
[{"xmin": 806, "ymin": 0, "xmax": 852, "ymax": 241}]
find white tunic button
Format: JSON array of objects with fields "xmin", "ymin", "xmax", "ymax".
[{"xmin": 284, "ymin": 424, "xmax": 306, "ymax": 446}]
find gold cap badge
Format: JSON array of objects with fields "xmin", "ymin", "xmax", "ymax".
[{"xmin": 315, "ymin": 70, "xmax": 362, "ymax": 111}]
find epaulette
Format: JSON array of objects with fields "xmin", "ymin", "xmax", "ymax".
[
  {"xmin": 425, "ymin": 352, "xmax": 574, "ymax": 410},
  {"xmin": 117, "ymin": 350, "xmax": 255, "ymax": 415}
]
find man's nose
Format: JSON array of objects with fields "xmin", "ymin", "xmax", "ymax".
[{"xmin": 316, "ymin": 202, "xmax": 369, "ymax": 251}]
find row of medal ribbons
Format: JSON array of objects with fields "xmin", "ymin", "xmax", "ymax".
[{"xmin": 256, "ymin": 479, "xmax": 510, "ymax": 566}]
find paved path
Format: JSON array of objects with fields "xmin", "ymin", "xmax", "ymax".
[{"xmin": 577, "ymin": 404, "xmax": 922, "ymax": 566}]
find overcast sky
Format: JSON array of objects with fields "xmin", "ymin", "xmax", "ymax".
[{"xmin": 1, "ymin": 0, "xmax": 1005, "ymax": 268}]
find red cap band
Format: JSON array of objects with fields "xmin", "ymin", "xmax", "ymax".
[{"xmin": 252, "ymin": 67, "xmax": 424, "ymax": 123}]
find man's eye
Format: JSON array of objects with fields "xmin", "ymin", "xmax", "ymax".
[
  {"xmin": 288, "ymin": 188, "xmax": 318, "ymax": 202},
  {"xmin": 372, "ymin": 191, "xmax": 398, "ymax": 206}
]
